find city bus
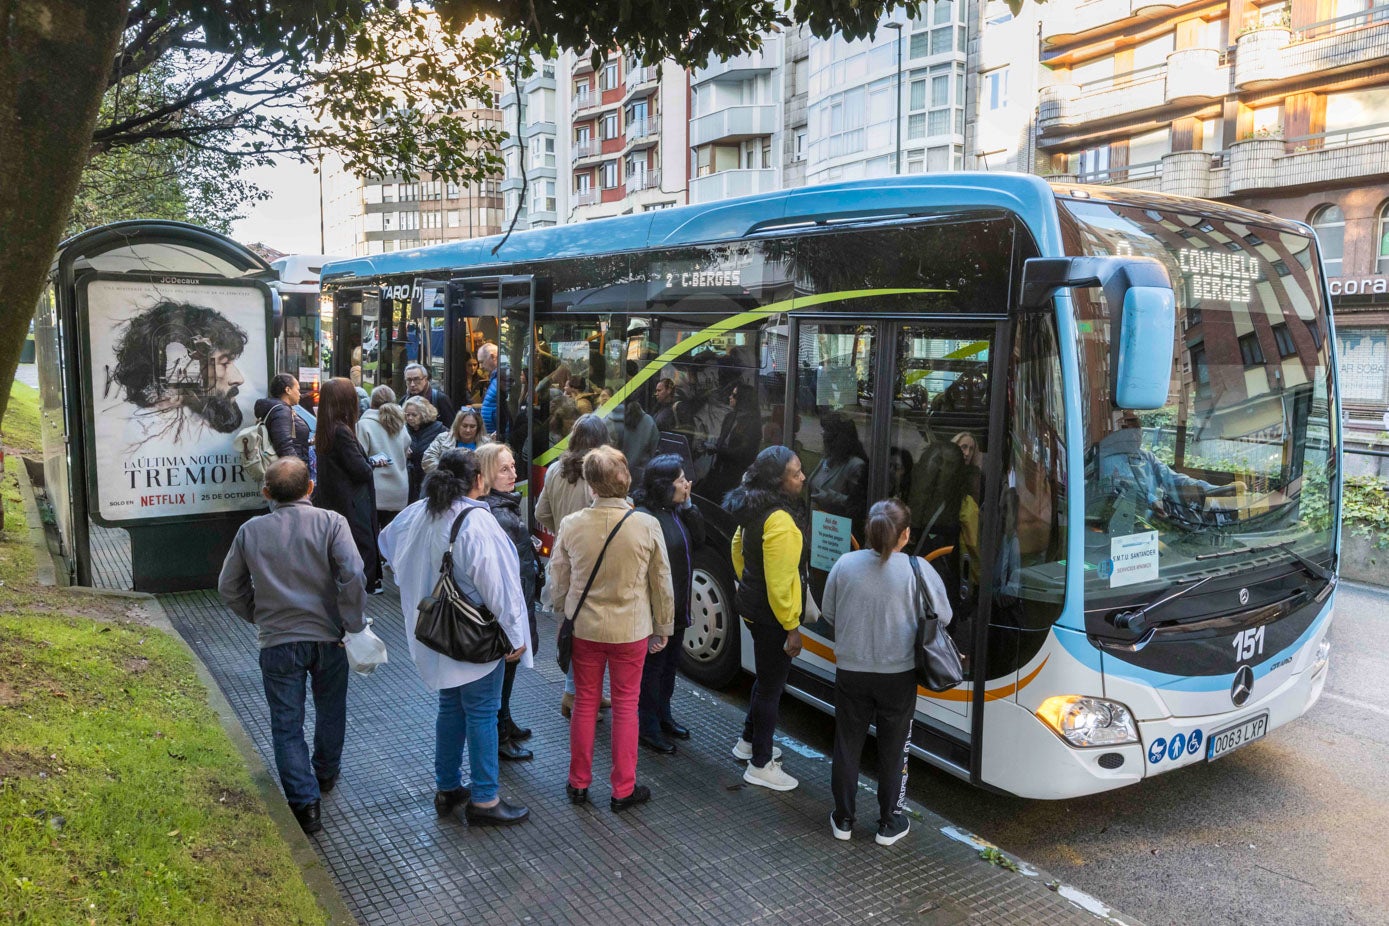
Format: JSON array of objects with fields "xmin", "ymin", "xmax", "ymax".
[{"xmin": 319, "ymin": 174, "xmax": 1339, "ymax": 798}]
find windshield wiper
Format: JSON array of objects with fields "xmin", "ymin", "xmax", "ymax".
[
  {"xmin": 1112, "ymin": 574, "xmax": 1216, "ymax": 635},
  {"xmin": 1196, "ymin": 540, "xmax": 1332, "ymax": 582}
]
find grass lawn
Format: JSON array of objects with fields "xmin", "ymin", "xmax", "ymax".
[{"xmin": 1, "ymin": 385, "xmax": 328, "ymax": 924}]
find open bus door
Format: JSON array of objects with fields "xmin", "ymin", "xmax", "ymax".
[{"xmin": 444, "ymin": 275, "xmax": 538, "ymax": 457}]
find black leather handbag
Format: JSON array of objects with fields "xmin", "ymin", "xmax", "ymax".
[
  {"xmin": 556, "ymin": 509, "xmax": 636, "ymax": 673},
  {"xmin": 414, "ymin": 506, "xmax": 514, "ymax": 664},
  {"xmin": 908, "ymin": 556, "xmax": 965, "ymax": 692}
]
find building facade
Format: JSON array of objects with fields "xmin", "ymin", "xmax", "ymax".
[
  {"xmin": 322, "ymin": 106, "xmax": 506, "ymax": 257},
  {"xmin": 1035, "ymin": 0, "xmax": 1389, "ymax": 426}
]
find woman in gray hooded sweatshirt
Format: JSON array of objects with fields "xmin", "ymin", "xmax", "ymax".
[{"xmin": 822, "ymin": 498, "xmax": 951, "ymax": 848}]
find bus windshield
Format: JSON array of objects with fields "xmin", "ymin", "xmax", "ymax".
[{"xmin": 1059, "ymin": 198, "xmax": 1337, "ymax": 610}]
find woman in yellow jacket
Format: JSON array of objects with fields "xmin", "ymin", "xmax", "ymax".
[{"xmin": 725, "ymin": 445, "xmax": 807, "ymax": 792}]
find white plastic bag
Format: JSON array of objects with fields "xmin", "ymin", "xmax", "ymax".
[{"xmin": 344, "ymin": 623, "xmax": 388, "ymax": 676}]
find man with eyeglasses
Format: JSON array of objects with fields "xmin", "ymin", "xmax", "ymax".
[{"xmin": 403, "ymin": 363, "xmax": 455, "ymax": 428}]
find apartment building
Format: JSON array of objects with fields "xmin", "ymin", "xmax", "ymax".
[
  {"xmin": 557, "ymin": 50, "xmax": 688, "ymax": 220},
  {"xmin": 1035, "ymin": 0, "xmax": 1389, "ymax": 422},
  {"xmin": 500, "ymin": 60, "xmax": 562, "ymax": 230},
  {"xmin": 970, "ymin": 0, "xmax": 1044, "ymax": 172},
  {"xmin": 322, "ymin": 107, "xmax": 506, "ymax": 257}
]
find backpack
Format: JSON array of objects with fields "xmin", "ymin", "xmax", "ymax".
[{"xmin": 234, "ymin": 406, "xmax": 280, "ymax": 482}]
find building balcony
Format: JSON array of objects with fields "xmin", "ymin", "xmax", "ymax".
[
  {"xmin": 689, "ymin": 168, "xmax": 778, "ymax": 203},
  {"xmin": 571, "ymin": 140, "xmax": 602, "ymax": 163},
  {"xmin": 500, "ymin": 90, "xmax": 518, "ymax": 110},
  {"xmin": 572, "ymin": 189, "xmax": 601, "ymax": 207},
  {"xmin": 1037, "ymin": 64, "xmax": 1166, "ymax": 139},
  {"xmin": 693, "ymin": 46, "xmax": 777, "ymax": 85},
  {"xmin": 521, "ymin": 66, "xmax": 556, "ymax": 93},
  {"xmin": 689, "ymin": 104, "xmax": 778, "ymax": 147},
  {"xmin": 522, "ymin": 120, "xmax": 556, "ymax": 139},
  {"xmin": 1042, "ymin": 0, "xmax": 1138, "ymax": 45},
  {"xmin": 628, "ymin": 169, "xmax": 663, "ymax": 192},
  {"xmin": 1226, "ymin": 127, "xmax": 1389, "ymax": 193},
  {"xmin": 572, "ymin": 91, "xmax": 601, "ymax": 114},
  {"xmin": 625, "ymin": 116, "xmax": 661, "ymax": 148},
  {"xmin": 1235, "ymin": 12, "xmax": 1389, "ymax": 90},
  {"xmin": 624, "ymin": 65, "xmax": 659, "ymax": 93},
  {"xmin": 1165, "ymin": 48, "xmax": 1228, "ymax": 104},
  {"xmin": 1072, "ymin": 157, "xmax": 1165, "ymax": 191}
]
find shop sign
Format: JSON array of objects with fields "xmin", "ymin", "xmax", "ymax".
[{"xmin": 1329, "ymin": 275, "xmax": 1388, "ymax": 296}]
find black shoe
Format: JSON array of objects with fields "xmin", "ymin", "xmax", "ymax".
[
  {"xmin": 639, "ymin": 733, "xmax": 677, "ymax": 755},
  {"xmin": 465, "ymin": 799, "xmax": 530, "ymax": 826},
  {"xmin": 316, "ymin": 773, "xmax": 338, "ymax": 794},
  {"xmin": 660, "ymin": 720, "xmax": 691, "ymax": 740},
  {"xmin": 434, "ymin": 786, "xmax": 471, "ymax": 818},
  {"xmin": 498, "ymin": 739, "xmax": 534, "ymax": 762},
  {"xmin": 610, "ymin": 784, "xmax": 651, "ymax": 813},
  {"xmin": 290, "ymin": 800, "xmax": 322, "ymax": 835},
  {"xmin": 566, "ymin": 783, "xmax": 589, "ymax": 805},
  {"xmin": 499, "ymin": 720, "xmax": 533, "ymax": 742}
]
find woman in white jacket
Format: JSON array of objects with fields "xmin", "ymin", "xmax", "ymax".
[
  {"xmin": 355, "ymin": 386, "xmax": 410, "ymax": 527},
  {"xmin": 378, "ymin": 449, "xmax": 532, "ymax": 826}
]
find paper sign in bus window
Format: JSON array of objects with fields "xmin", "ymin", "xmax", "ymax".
[
  {"xmin": 1107, "ymin": 531, "xmax": 1159, "ymax": 588},
  {"xmin": 811, "ymin": 510, "xmax": 853, "ymax": 572}
]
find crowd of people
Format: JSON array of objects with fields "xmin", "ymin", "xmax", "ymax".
[{"xmin": 219, "ymin": 357, "xmax": 949, "ymax": 848}]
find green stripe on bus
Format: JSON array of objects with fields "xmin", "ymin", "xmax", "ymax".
[{"xmin": 533, "ymin": 287, "xmax": 950, "ymax": 467}]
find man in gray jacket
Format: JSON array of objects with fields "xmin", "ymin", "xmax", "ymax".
[{"xmin": 218, "ymin": 457, "xmax": 366, "ymax": 834}]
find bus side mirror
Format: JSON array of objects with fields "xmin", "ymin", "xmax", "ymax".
[
  {"xmin": 1115, "ymin": 286, "xmax": 1175, "ymax": 410},
  {"xmin": 1019, "ymin": 256, "xmax": 1176, "ymax": 410}
]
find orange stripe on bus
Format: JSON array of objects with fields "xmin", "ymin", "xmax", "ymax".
[{"xmin": 797, "ymin": 635, "xmax": 1049, "ymax": 703}]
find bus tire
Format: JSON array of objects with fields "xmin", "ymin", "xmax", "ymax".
[{"xmin": 681, "ymin": 545, "xmax": 742, "ymax": 690}]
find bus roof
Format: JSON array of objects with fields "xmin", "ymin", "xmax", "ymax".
[{"xmin": 319, "ymin": 172, "xmax": 1301, "ymax": 285}]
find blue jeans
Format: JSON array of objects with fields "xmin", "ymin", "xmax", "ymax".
[
  {"xmin": 259, "ymin": 641, "xmax": 349, "ymax": 807},
  {"xmin": 435, "ymin": 662, "xmax": 504, "ymax": 802}
]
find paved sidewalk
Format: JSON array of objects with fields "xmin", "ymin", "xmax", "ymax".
[{"xmin": 91, "ymin": 524, "xmax": 1134, "ymax": 926}]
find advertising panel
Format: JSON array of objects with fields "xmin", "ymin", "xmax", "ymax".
[{"xmin": 80, "ymin": 274, "xmax": 273, "ymax": 523}]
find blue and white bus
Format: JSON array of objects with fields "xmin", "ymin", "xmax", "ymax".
[{"xmin": 321, "ymin": 174, "xmax": 1338, "ymax": 798}]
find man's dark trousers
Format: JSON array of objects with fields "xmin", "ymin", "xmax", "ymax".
[{"xmin": 259, "ymin": 641, "xmax": 349, "ymax": 806}]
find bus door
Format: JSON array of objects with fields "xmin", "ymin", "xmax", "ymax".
[
  {"xmin": 787, "ymin": 316, "xmax": 1007, "ymax": 748},
  {"xmin": 445, "ymin": 275, "xmax": 537, "ymax": 450},
  {"xmin": 327, "ymin": 289, "xmax": 369, "ymax": 384}
]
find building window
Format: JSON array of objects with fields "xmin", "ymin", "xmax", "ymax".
[
  {"xmin": 447, "ymin": 210, "xmax": 461, "ymax": 227},
  {"xmin": 986, "ymin": 67, "xmax": 1009, "ymax": 110},
  {"xmin": 601, "ymin": 161, "xmax": 619, "ymax": 188},
  {"xmin": 1310, "ymin": 204, "xmax": 1344, "ymax": 277},
  {"xmin": 530, "ymin": 137, "xmax": 556, "ymax": 168},
  {"xmin": 1238, "ymin": 332, "xmax": 1265, "ymax": 367},
  {"xmin": 600, "ymin": 61, "xmax": 619, "ymax": 91},
  {"xmin": 1272, "ymin": 323, "xmax": 1296, "ymax": 358},
  {"xmin": 575, "ymin": 173, "xmax": 592, "ymax": 193},
  {"xmin": 601, "ymin": 112, "xmax": 619, "ymax": 140},
  {"xmin": 1378, "ymin": 201, "xmax": 1389, "ymax": 274},
  {"xmin": 1076, "ymin": 145, "xmax": 1111, "ymax": 179}
]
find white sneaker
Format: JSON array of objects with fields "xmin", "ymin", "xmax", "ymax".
[
  {"xmin": 830, "ymin": 812, "xmax": 853, "ymax": 841},
  {"xmin": 743, "ymin": 759, "xmax": 798, "ymax": 791},
  {"xmin": 731, "ymin": 739, "xmax": 783, "ymax": 762},
  {"xmin": 875, "ymin": 817, "xmax": 910, "ymax": 846}
]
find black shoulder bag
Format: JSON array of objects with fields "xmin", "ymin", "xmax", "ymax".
[
  {"xmin": 907, "ymin": 556, "xmax": 965, "ymax": 692},
  {"xmin": 414, "ymin": 506, "xmax": 515, "ymax": 664},
  {"xmin": 556, "ymin": 509, "xmax": 636, "ymax": 673}
]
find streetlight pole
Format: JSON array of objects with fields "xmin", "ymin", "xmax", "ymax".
[
  {"xmin": 317, "ymin": 150, "xmax": 326, "ymax": 252},
  {"xmin": 886, "ymin": 22, "xmax": 904, "ymax": 174}
]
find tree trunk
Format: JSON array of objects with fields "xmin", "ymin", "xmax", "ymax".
[{"xmin": 0, "ymin": 0, "xmax": 128, "ymax": 422}]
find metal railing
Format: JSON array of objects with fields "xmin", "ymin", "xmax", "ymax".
[
  {"xmin": 571, "ymin": 140, "xmax": 601, "ymax": 161},
  {"xmin": 1285, "ymin": 120, "xmax": 1389, "ymax": 151},
  {"xmin": 1075, "ymin": 156, "xmax": 1165, "ymax": 184},
  {"xmin": 1293, "ymin": 4, "xmax": 1389, "ymax": 41},
  {"xmin": 1076, "ymin": 61, "xmax": 1167, "ymax": 94}
]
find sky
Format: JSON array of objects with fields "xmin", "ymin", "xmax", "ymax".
[{"xmin": 229, "ymin": 156, "xmax": 324, "ymax": 255}]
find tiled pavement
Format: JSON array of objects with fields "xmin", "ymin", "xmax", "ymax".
[{"xmin": 89, "ymin": 525, "xmax": 1128, "ymax": 926}]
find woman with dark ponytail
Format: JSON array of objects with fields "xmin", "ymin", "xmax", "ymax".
[
  {"xmin": 724, "ymin": 445, "xmax": 807, "ymax": 792},
  {"xmin": 378, "ymin": 449, "xmax": 533, "ymax": 828},
  {"xmin": 822, "ymin": 498, "xmax": 951, "ymax": 847}
]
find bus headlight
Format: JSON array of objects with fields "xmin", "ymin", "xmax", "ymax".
[
  {"xmin": 1311, "ymin": 639, "xmax": 1330, "ymax": 676},
  {"xmin": 1035, "ymin": 696, "xmax": 1139, "ymax": 748}
]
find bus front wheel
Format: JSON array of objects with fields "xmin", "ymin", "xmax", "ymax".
[{"xmin": 681, "ymin": 546, "xmax": 742, "ymax": 689}]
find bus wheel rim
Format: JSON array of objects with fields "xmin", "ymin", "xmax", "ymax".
[{"xmin": 686, "ymin": 568, "xmax": 729, "ymax": 663}]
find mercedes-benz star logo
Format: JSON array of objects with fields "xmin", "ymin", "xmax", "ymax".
[
  {"xmin": 1231, "ymin": 665, "xmax": 1254, "ymax": 706},
  {"xmin": 1239, "ymin": 588, "xmax": 1250, "ymax": 606}
]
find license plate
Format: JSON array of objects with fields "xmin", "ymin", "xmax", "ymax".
[{"xmin": 1206, "ymin": 713, "xmax": 1269, "ymax": 762}]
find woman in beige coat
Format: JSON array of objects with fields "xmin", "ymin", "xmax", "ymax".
[{"xmin": 549, "ymin": 446, "xmax": 674, "ymax": 812}]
